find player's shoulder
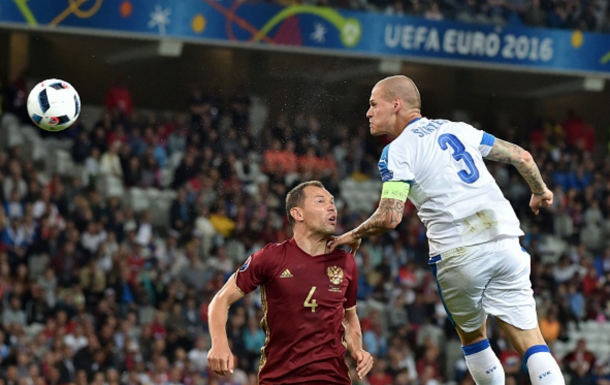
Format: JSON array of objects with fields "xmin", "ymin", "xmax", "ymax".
[
  {"xmin": 256, "ymin": 240, "xmax": 291, "ymax": 258},
  {"xmin": 331, "ymin": 248, "xmax": 354, "ymax": 258},
  {"xmin": 240, "ymin": 241, "xmax": 289, "ymax": 273},
  {"xmin": 441, "ymin": 119, "xmax": 479, "ymax": 134},
  {"xmin": 331, "ymin": 249, "xmax": 357, "ymax": 266}
]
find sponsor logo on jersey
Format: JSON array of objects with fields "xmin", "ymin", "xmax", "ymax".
[
  {"xmin": 279, "ymin": 269, "xmax": 293, "ymax": 278},
  {"xmin": 239, "ymin": 256, "xmax": 252, "ymax": 272}
]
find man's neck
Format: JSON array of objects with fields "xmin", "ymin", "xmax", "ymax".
[
  {"xmin": 394, "ymin": 111, "xmax": 423, "ymax": 137},
  {"xmin": 293, "ymin": 231, "xmax": 330, "ymax": 256}
]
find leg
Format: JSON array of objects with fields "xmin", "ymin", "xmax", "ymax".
[
  {"xmin": 483, "ymin": 239, "xmax": 565, "ymax": 385},
  {"xmin": 494, "ymin": 318, "xmax": 565, "ymax": 385},
  {"xmin": 454, "ymin": 322, "xmax": 487, "ymax": 346},
  {"xmin": 493, "ymin": 317, "xmax": 545, "ymax": 356},
  {"xmin": 431, "ymin": 249, "xmax": 504, "ymax": 385},
  {"xmin": 455, "ymin": 323, "xmax": 505, "ymax": 385}
]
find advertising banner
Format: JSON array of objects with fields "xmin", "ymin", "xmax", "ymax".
[{"xmin": 1, "ymin": 0, "xmax": 609, "ymax": 76}]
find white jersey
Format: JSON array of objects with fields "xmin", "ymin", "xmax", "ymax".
[{"xmin": 379, "ymin": 117, "xmax": 524, "ymax": 256}]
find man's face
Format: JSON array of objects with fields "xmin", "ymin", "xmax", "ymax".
[
  {"xmin": 298, "ymin": 186, "xmax": 337, "ymax": 236},
  {"xmin": 366, "ymin": 86, "xmax": 395, "ymax": 136}
]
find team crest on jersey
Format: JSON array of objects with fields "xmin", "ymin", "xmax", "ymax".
[
  {"xmin": 327, "ymin": 266, "xmax": 344, "ymax": 292},
  {"xmin": 327, "ymin": 266, "xmax": 343, "ymax": 285},
  {"xmin": 239, "ymin": 256, "xmax": 252, "ymax": 272}
]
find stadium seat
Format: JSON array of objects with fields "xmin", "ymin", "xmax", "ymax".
[
  {"xmin": 1, "ymin": 122, "xmax": 25, "ymax": 149},
  {"xmin": 129, "ymin": 188, "xmax": 150, "ymax": 213},
  {"xmin": 0, "ymin": 112, "xmax": 20, "ymax": 130},
  {"xmin": 169, "ymin": 151, "xmax": 184, "ymax": 171},
  {"xmin": 97, "ymin": 175, "xmax": 125, "ymax": 199},
  {"xmin": 159, "ymin": 168, "xmax": 173, "ymax": 188}
]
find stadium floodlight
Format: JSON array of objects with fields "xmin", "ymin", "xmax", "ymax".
[
  {"xmin": 378, "ymin": 58, "xmax": 402, "ymax": 74},
  {"xmin": 158, "ymin": 39, "xmax": 183, "ymax": 57},
  {"xmin": 583, "ymin": 77, "xmax": 605, "ymax": 92}
]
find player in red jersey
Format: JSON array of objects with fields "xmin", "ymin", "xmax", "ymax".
[{"xmin": 207, "ymin": 180, "xmax": 374, "ymax": 384}]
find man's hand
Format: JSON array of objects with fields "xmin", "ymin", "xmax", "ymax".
[
  {"xmin": 351, "ymin": 349, "xmax": 374, "ymax": 379},
  {"xmin": 327, "ymin": 231, "xmax": 361, "ymax": 254},
  {"xmin": 530, "ymin": 187, "xmax": 553, "ymax": 215},
  {"xmin": 207, "ymin": 344, "xmax": 234, "ymax": 376}
]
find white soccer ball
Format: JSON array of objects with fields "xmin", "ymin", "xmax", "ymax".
[{"xmin": 27, "ymin": 78, "xmax": 81, "ymax": 131}]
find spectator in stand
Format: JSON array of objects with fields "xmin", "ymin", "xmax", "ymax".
[
  {"xmin": 100, "ymin": 142, "xmax": 124, "ymax": 179},
  {"xmin": 539, "ymin": 305, "xmax": 562, "ymax": 345},
  {"xmin": 209, "ymin": 205, "xmax": 236, "ymax": 239},
  {"xmin": 564, "ymin": 110, "xmax": 596, "ymax": 153},
  {"xmin": 105, "ymin": 76, "xmax": 133, "ymax": 118},
  {"xmin": 2, "ymin": 77, "xmax": 610, "ymax": 385},
  {"xmin": 521, "ymin": 0, "xmax": 547, "ymax": 26},
  {"xmin": 601, "ymin": 9, "xmax": 610, "ymax": 33},
  {"xmin": 563, "ymin": 339, "xmax": 597, "ymax": 377}
]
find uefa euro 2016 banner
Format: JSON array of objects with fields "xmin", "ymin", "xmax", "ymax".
[{"xmin": 0, "ymin": 0, "xmax": 609, "ymax": 76}]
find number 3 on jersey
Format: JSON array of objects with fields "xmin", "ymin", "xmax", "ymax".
[
  {"xmin": 304, "ymin": 286, "xmax": 318, "ymax": 312},
  {"xmin": 438, "ymin": 134, "xmax": 479, "ymax": 184}
]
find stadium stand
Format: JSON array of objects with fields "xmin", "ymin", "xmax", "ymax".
[
  {"xmin": 275, "ymin": 0, "xmax": 610, "ymax": 31},
  {"xmin": 1, "ymin": 68, "xmax": 609, "ymax": 385}
]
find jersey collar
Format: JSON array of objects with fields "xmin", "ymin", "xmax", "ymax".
[{"xmin": 406, "ymin": 118, "xmax": 421, "ymax": 128}]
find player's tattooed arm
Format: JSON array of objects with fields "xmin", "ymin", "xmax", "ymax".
[
  {"xmin": 351, "ymin": 198, "xmax": 405, "ymax": 240},
  {"xmin": 485, "ymin": 138, "xmax": 547, "ymax": 195}
]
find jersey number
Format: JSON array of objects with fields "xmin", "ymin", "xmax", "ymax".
[
  {"xmin": 304, "ymin": 286, "xmax": 318, "ymax": 312},
  {"xmin": 438, "ymin": 134, "xmax": 480, "ymax": 184}
]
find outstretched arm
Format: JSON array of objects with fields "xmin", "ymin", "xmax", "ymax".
[
  {"xmin": 328, "ymin": 181, "xmax": 409, "ymax": 251},
  {"xmin": 207, "ymin": 274, "xmax": 245, "ymax": 376},
  {"xmin": 350, "ymin": 198, "xmax": 405, "ymax": 240},
  {"xmin": 485, "ymin": 138, "xmax": 552, "ymax": 214}
]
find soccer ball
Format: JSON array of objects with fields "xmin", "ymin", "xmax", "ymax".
[{"xmin": 27, "ymin": 78, "xmax": 81, "ymax": 131}]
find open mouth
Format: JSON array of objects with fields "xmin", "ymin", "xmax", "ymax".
[{"xmin": 328, "ymin": 216, "xmax": 336, "ymax": 225}]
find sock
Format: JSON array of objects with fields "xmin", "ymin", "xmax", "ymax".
[
  {"xmin": 462, "ymin": 339, "xmax": 505, "ymax": 385},
  {"xmin": 524, "ymin": 345, "xmax": 565, "ymax": 385}
]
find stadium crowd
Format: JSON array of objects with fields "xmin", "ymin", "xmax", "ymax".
[
  {"xmin": 0, "ymin": 76, "xmax": 610, "ymax": 385},
  {"xmin": 273, "ymin": 0, "xmax": 610, "ymax": 32}
]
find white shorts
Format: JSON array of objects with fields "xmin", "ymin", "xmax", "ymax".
[{"xmin": 429, "ymin": 237, "xmax": 538, "ymax": 333}]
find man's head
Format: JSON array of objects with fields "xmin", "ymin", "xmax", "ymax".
[
  {"xmin": 286, "ymin": 181, "xmax": 337, "ymax": 235},
  {"xmin": 367, "ymin": 75, "xmax": 421, "ymax": 137}
]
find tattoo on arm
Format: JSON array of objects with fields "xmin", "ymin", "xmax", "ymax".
[
  {"xmin": 485, "ymin": 138, "xmax": 547, "ymax": 195},
  {"xmin": 352, "ymin": 198, "xmax": 405, "ymax": 239}
]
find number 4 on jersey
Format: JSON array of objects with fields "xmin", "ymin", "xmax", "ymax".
[{"xmin": 304, "ymin": 286, "xmax": 318, "ymax": 312}]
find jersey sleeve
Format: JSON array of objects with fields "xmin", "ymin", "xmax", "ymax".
[
  {"xmin": 479, "ymin": 132, "xmax": 496, "ymax": 157},
  {"xmin": 234, "ymin": 244, "xmax": 279, "ymax": 295},
  {"xmin": 458, "ymin": 123, "xmax": 496, "ymax": 157},
  {"xmin": 344, "ymin": 257, "xmax": 358, "ymax": 310},
  {"xmin": 378, "ymin": 144, "xmax": 415, "ymax": 183}
]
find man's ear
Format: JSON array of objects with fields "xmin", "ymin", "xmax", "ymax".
[
  {"xmin": 290, "ymin": 207, "xmax": 304, "ymax": 223},
  {"xmin": 393, "ymin": 97, "xmax": 403, "ymax": 113}
]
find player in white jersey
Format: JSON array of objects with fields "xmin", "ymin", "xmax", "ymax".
[{"xmin": 328, "ymin": 75, "xmax": 565, "ymax": 385}]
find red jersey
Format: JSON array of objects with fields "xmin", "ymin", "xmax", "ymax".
[{"xmin": 235, "ymin": 239, "xmax": 358, "ymax": 385}]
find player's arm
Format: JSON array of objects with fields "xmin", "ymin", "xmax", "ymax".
[
  {"xmin": 351, "ymin": 187, "xmax": 407, "ymax": 239},
  {"xmin": 484, "ymin": 138, "xmax": 553, "ymax": 214},
  {"xmin": 343, "ymin": 308, "xmax": 373, "ymax": 379},
  {"xmin": 207, "ymin": 273, "xmax": 245, "ymax": 376},
  {"xmin": 485, "ymin": 138, "xmax": 546, "ymax": 194},
  {"xmin": 343, "ymin": 307, "xmax": 363, "ymax": 355},
  {"xmin": 328, "ymin": 181, "xmax": 409, "ymax": 251}
]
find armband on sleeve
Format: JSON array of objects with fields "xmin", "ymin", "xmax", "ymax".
[{"xmin": 380, "ymin": 181, "xmax": 410, "ymax": 202}]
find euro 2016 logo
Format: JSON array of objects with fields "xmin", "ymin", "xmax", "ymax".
[{"xmin": 327, "ymin": 266, "xmax": 344, "ymax": 292}]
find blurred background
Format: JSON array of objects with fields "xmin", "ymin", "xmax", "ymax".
[{"xmin": 0, "ymin": 1, "xmax": 609, "ymax": 384}]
